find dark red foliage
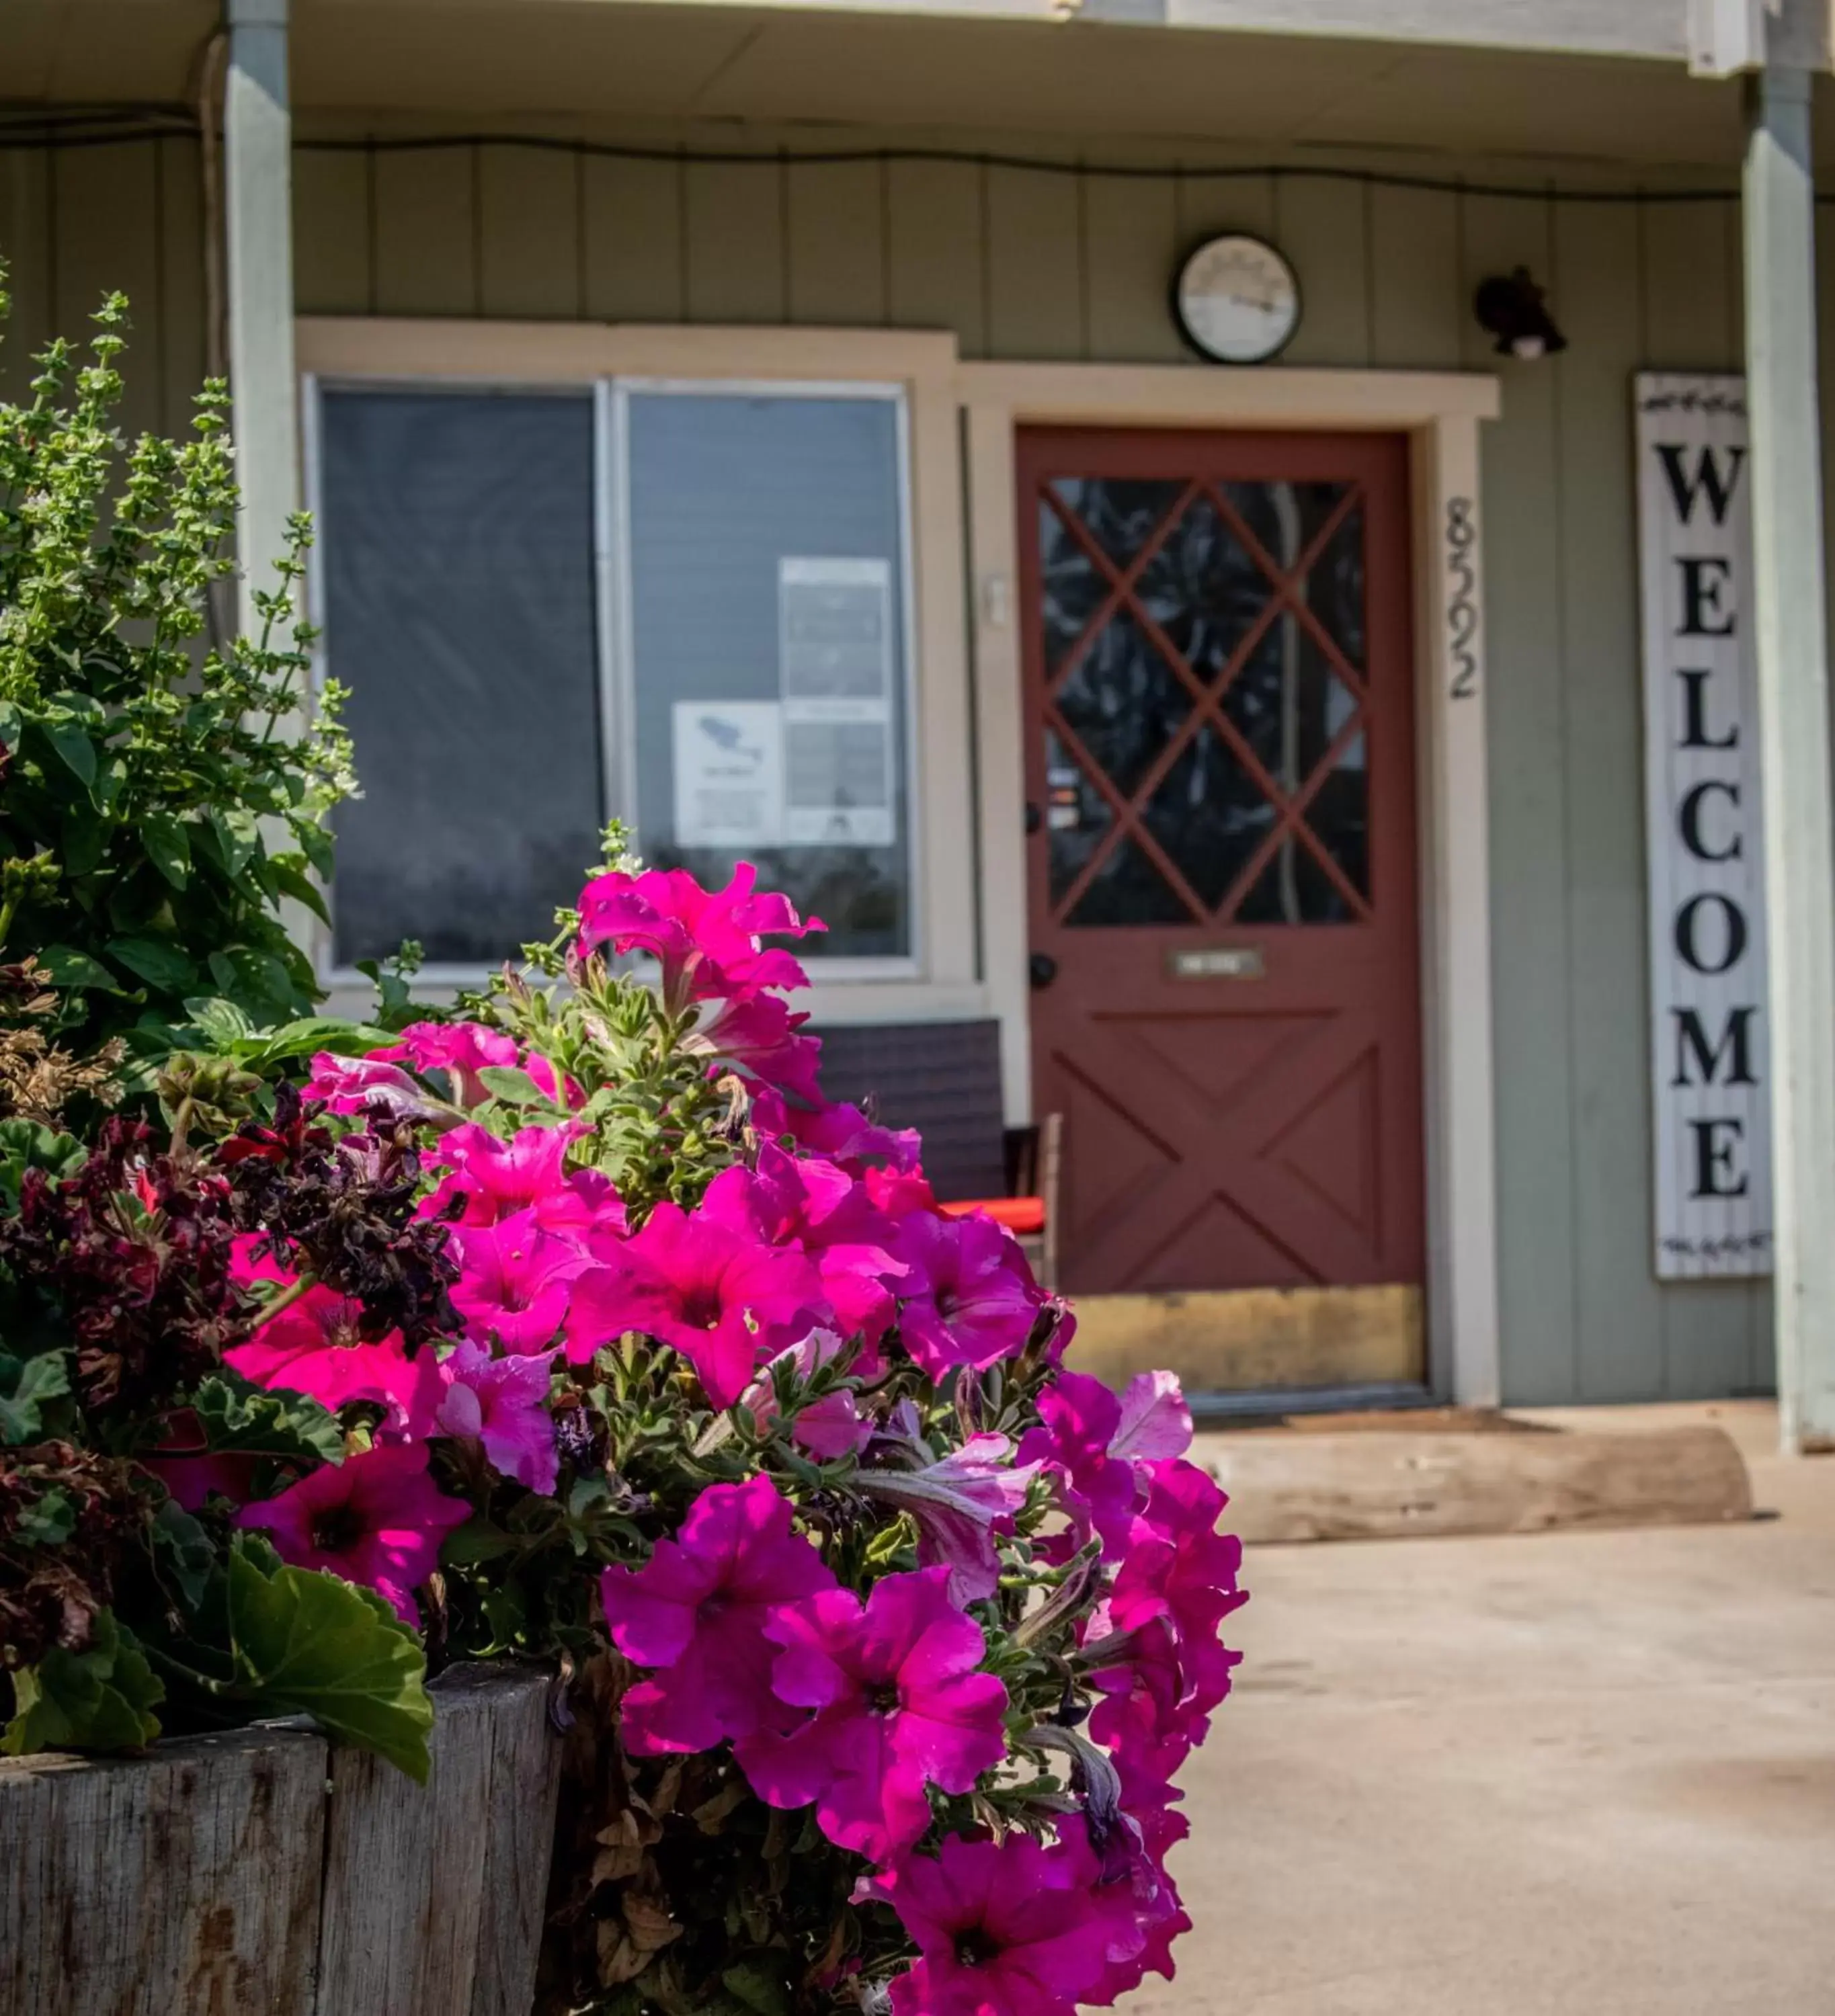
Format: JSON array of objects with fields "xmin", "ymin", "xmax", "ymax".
[
  {"xmin": 0, "ymin": 1117, "xmax": 251, "ymax": 1415},
  {"xmin": 221, "ymin": 1083, "xmax": 460, "ymax": 1350},
  {"xmin": 0, "ymin": 1441, "xmax": 157, "ymax": 1669}
]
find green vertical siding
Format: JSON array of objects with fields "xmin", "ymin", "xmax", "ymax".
[{"xmin": 0, "ymin": 124, "xmax": 1802, "ymax": 1403}]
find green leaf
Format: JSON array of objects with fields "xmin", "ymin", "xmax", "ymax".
[
  {"xmin": 208, "ymin": 806, "xmax": 261, "ymax": 878},
  {"xmin": 38, "ymin": 943, "xmax": 115, "ymax": 991},
  {"xmin": 190, "ymin": 1371, "xmax": 345, "ymax": 1466},
  {"xmin": 150, "ymin": 1498, "xmax": 217, "ymax": 1613},
  {"xmin": 440, "ymin": 1516, "xmax": 522, "ymax": 1566},
  {"xmin": 181, "ymin": 995, "xmax": 256, "ymax": 1048},
  {"xmin": 60, "ymin": 812, "xmax": 106, "ymax": 877},
  {"xmin": 16, "ymin": 1486, "xmax": 76, "ymax": 1546},
  {"xmin": 294, "ymin": 820, "xmax": 335, "ymax": 881},
  {"xmin": 42, "ymin": 719, "xmax": 96, "ymax": 787},
  {"xmin": 108, "ymin": 935, "xmax": 198, "ymax": 994},
  {"xmin": 1, "ymin": 1612, "xmax": 165, "ymax": 1756},
  {"xmin": 225, "ymin": 1540, "xmax": 434, "ymax": 1780},
  {"xmin": 477, "ymin": 1066, "xmax": 550, "ymax": 1109},
  {"xmin": 0, "ymin": 1349, "xmax": 70, "ymax": 1444},
  {"xmin": 722, "ymin": 1963, "xmax": 793, "ymax": 2016},
  {"xmin": 270, "ymin": 855, "xmax": 331, "ymax": 926},
  {"xmin": 0, "ymin": 699, "xmax": 20, "ymax": 747},
  {"xmin": 142, "ymin": 812, "xmax": 191, "ymax": 890}
]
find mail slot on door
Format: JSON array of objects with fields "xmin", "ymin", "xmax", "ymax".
[{"xmin": 1168, "ymin": 945, "xmax": 1266, "ymax": 980}]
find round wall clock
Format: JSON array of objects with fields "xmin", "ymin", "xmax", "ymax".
[{"xmin": 1173, "ymin": 234, "xmax": 1302, "ymax": 364}]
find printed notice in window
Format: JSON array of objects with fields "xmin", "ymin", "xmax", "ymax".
[
  {"xmin": 778, "ymin": 557, "xmax": 897, "ymax": 847},
  {"xmin": 671, "ymin": 701, "xmax": 784, "ymax": 849}
]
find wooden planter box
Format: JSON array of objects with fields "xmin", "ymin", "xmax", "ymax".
[{"xmin": 0, "ymin": 1663, "xmax": 563, "ymax": 2016}]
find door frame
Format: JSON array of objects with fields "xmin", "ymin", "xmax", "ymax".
[{"xmin": 960, "ymin": 362, "xmax": 1503, "ymax": 1408}]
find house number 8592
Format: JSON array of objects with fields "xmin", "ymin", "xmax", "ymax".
[{"xmin": 1446, "ymin": 496, "xmax": 1478, "ymax": 700}]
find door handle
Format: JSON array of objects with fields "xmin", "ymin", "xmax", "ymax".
[{"xmin": 1029, "ymin": 952, "xmax": 1058, "ymax": 991}]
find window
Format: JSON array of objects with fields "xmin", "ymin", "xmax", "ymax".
[{"xmin": 311, "ymin": 378, "xmax": 918, "ymax": 976}]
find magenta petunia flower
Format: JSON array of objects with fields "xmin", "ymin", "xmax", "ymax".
[
  {"xmin": 703, "ymin": 1149, "xmax": 907, "ymax": 1349},
  {"xmin": 435, "ymin": 1340, "xmax": 559, "ymax": 1492},
  {"xmin": 868, "ymin": 1831, "xmax": 1127, "ymax": 2016},
  {"xmin": 371, "ymin": 1019, "xmax": 520, "ymax": 1107},
  {"xmin": 858, "ymin": 1433, "xmax": 1039, "ymax": 1605},
  {"xmin": 237, "ymin": 1443, "xmax": 471, "ymax": 1626},
  {"xmin": 1106, "ymin": 1459, "xmax": 1246, "ymax": 1648},
  {"xmin": 305, "ymin": 1052, "xmax": 450, "ymax": 1126},
  {"xmin": 599, "ymin": 1475, "xmax": 834, "ymax": 1753},
  {"xmin": 750, "ymin": 1087, "xmax": 922, "ymax": 1174},
  {"xmin": 448, "ymin": 1209, "xmax": 596, "ymax": 1355},
  {"xmin": 227, "ymin": 1286, "xmax": 445, "ymax": 1440},
  {"xmin": 577, "ymin": 864, "xmax": 823, "ymax": 1013},
  {"xmin": 736, "ymin": 1567, "xmax": 1007, "ymax": 1863},
  {"xmin": 891, "ymin": 1211, "xmax": 1043, "ymax": 1378},
  {"xmin": 572, "ymin": 1202, "xmax": 821, "ymax": 1404},
  {"xmin": 682, "ymin": 991, "xmax": 825, "ymax": 1107},
  {"xmin": 424, "ymin": 1122, "xmax": 624, "ymax": 1249},
  {"xmin": 737, "ymin": 1330, "xmax": 872, "ymax": 1460},
  {"xmin": 1018, "ymin": 1369, "xmax": 1193, "ymax": 1559}
]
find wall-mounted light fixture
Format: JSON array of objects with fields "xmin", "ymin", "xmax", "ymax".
[{"xmin": 1473, "ymin": 267, "xmax": 1567, "ymax": 360}]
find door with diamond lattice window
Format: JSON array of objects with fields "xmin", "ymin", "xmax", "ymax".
[{"xmin": 1020, "ymin": 427, "xmax": 1424, "ymax": 1314}]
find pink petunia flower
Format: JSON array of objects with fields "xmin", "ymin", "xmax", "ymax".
[
  {"xmin": 682, "ymin": 991, "xmax": 825, "ymax": 1107},
  {"xmin": 305, "ymin": 1052, "xmax": 450, "ymax": 1126},
  {"xmin": 891, "ymin": 1211, "xmax": 1043, "ymax": 1378},
  {"xmin": 577, "ymin": 864, "xmax": 823, "ymax": 1013},
  {"xmin": 227, "ymin": 1286, "xmax": 445, "ymax": 1440},
  {"xmin": 858, "ymin": 1433, "xmax": 1039, "ymax": 1604},
  {"xmin": 750, "ymin": 1087, "xmax": 922, "ymax": 1174},
  {"xmin": 599, "ymin": 1475, "xmax": 835, "ymax": 1753},
  {"xmin": 237, "ymin": 1443, "xmax": 471, "ymax": 1626},
  {"xmin": 435, "ymin": 1340, "xmax": 559, "ymax": 1492},
  {"xmin": 1018, "ymin": 1370, "xmax": 1192, "ymax": 1558},
  {"xmin": 448, "ymin": 1209, "xmax": 597, "ymax": 1355},
  {"xmin": 737, "ymin": 1566, "xmax": 1008, "ymax": 1863},
  {"xmin": 424, "ymin": 1122, "xmax": 625, "ymax": 1250},
  {"xmin": 573, "ymin": 1202, "xmax": 822, "ymax": 1404},
  {"xmin": 372, "ymin": 1021, "xmax": 518, "ymax": 1107},
  {"xmin": 737, "ymin": 1330, "xmax": 872, "ymax": 1461},
  {"xmin": 1105, "ymin": 1459, "xmax": 1246, "ymax": 1649},
  {"xmin": 868, "ymin": 1831, "xmax": 1129, "ymax": 2016}
]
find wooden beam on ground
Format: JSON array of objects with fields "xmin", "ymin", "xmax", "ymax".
[{"xmin": 1205, "ymin": 1422, "xmax": 1754, "ymax": 1543}]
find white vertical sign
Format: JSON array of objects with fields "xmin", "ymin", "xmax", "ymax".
[{"xmin": 1636, "ymin": 373, "xmax": 1772, "ymax": 1278}]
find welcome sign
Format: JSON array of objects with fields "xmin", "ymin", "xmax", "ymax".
[{"xmin": 1635, "ymin": 373, "xmax": 1772, "ymax": 1279}]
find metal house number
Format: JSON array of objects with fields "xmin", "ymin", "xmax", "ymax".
[{"xmin": 1168, "ymin": 946, "xmax": 1266, "ymax": 980}]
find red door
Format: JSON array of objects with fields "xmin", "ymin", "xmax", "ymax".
[{"xmin": 1020, "ymin": 427, "xmax": 1424, "ymax": 1302}]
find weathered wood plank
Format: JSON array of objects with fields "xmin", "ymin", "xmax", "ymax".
[
  {"xmin": 985, "ymin": 160, "xmax": 1083, "ymax": 362},
  {"xmin": 315, "ymin": 1663, "xmax": 561, "ymax": 2016},
  {"xmin": 1082, "ymin": 168, "xmax": 1183, "ymax": 366},
  {"xmin": 1271, "ymin": 169, "xmax": 1372, "ymax": 368},
  {"xmin": 0, "ymin": 1724, "xmax": 328, "ymax": 2016},
  {"xmin": 294, "ymin": 143, "xmax": 373, "ymax": 317},
  {"xmin": 885, "ymin": 155, "xmax": 984, "ymax": 354},
  {"xmin": 684, "ymin": 155, "xmax": 784, "ymax": 325},
  {"xmin": 582, "ymin": 150, "xmax": 683, "ymax": 324},
  {"xmin": 479, "ymin": 143, "xmax": 581, "ymax": 321},
  {"xmin": 786, "ymin": 157, "xmax": 886, "ymax": 328},
  {"xmin": 1207, "ymin": 1422, "xmax": 1753, "ymax": 1544},
  {"xmin": 373, "ymin": 145, "xmax": 477, "ymax": 317}
]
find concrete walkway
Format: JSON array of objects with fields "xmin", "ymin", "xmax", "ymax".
[{"xmin": 1139, "ymin": 1404, "xmax": 1835, "ymax": 2015}]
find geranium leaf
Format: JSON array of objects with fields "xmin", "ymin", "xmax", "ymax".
[
  {"xmin": 1, "ymin": 1611, "xmax": 165, "ymax": 1755},
  {"xmin": 0, "ymin": 1349, "xmax": 70, "ymax": 1444},
  {"xmin": 190, "ymin": 1371, "xmax": 346, "ymax": 1465},
  {"xmin": 225, "ymin": 1540, "xmax": 434, "ymax": 1781},
  {"xmin": 151, "ymin": 1497, "xmax": 217, "ymax": 1612},
  {"xmin": 722, "ymin": 1962, "xmax": 792, "ymax": 2016}
]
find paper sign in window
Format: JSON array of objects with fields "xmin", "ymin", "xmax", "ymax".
[
  {"xmin": 671, "ymin": 701, "xmax": 784, "ymax": 849},
  {"xmin": 778, "ymin": 557, "xmax": 897, "ymax": 847}
]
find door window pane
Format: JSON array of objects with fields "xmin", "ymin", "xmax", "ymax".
[
  {"xmin": 321, "ymin": 389, "xmax": 601, "ymax": 967},
  {"xmin": 623, "ymin": 390, "xmax": 913, "ymax": 960}
]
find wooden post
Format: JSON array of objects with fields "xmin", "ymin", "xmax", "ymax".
[
  {"xmin": 1743, "ymin": 65, "xmax": 1835, "ymax": 1452},
  {"xmin": 224, "ymin": 0, "xmax": 298, "ymax": 638}
]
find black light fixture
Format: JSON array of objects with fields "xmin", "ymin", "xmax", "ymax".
[{"xmin": 1473, "ymin": 266, "xmax": 1567, "ymax": 360}]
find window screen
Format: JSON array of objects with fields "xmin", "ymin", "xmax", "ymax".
[
  {"xmin": 622, "ymin": 390, "xmax": 913, "ymax": 960},
  {"xmin": 321, "ymin": 388, "xmax": 602, "ymax": 968}
]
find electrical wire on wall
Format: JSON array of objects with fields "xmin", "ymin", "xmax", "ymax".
[{"xmin": 0, "ymin": 103, "xmax": 1766, "ymax": 206}]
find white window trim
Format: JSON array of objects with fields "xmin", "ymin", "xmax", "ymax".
[
  {"xmin": 957, "ymin": 360, "xmax": 1503, "ymax": 1409},
  {"xmin": 296, "ymin": 321, "xmax": 977, "ymax": 1025}
]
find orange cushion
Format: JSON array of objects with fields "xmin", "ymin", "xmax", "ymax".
[{"xmin": 940, "ymin": 1195, "xmax": 1047, "ymax": 1235}]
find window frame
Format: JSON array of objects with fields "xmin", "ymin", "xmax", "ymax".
[{"xmin": 302, "ymin": 355, "xmax": 942, "ymax": 993}]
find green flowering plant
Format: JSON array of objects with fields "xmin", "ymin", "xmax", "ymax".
[{"xmin": 0, "ymin": 270, "xmax": 357, "ymax": 1070}]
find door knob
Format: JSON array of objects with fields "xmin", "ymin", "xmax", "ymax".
[{"xmin": 1029, "ymin": 952, "xmax": 1058, "ymax": 990}]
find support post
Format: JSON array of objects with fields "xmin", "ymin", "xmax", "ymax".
[
  {"xmin": 224, "ymin": 0, "xmax": 297, "ymax": 638},
  {"xmin": 1743, "ymin": 66, "xmax": 1835, "ymax": 1451}
]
